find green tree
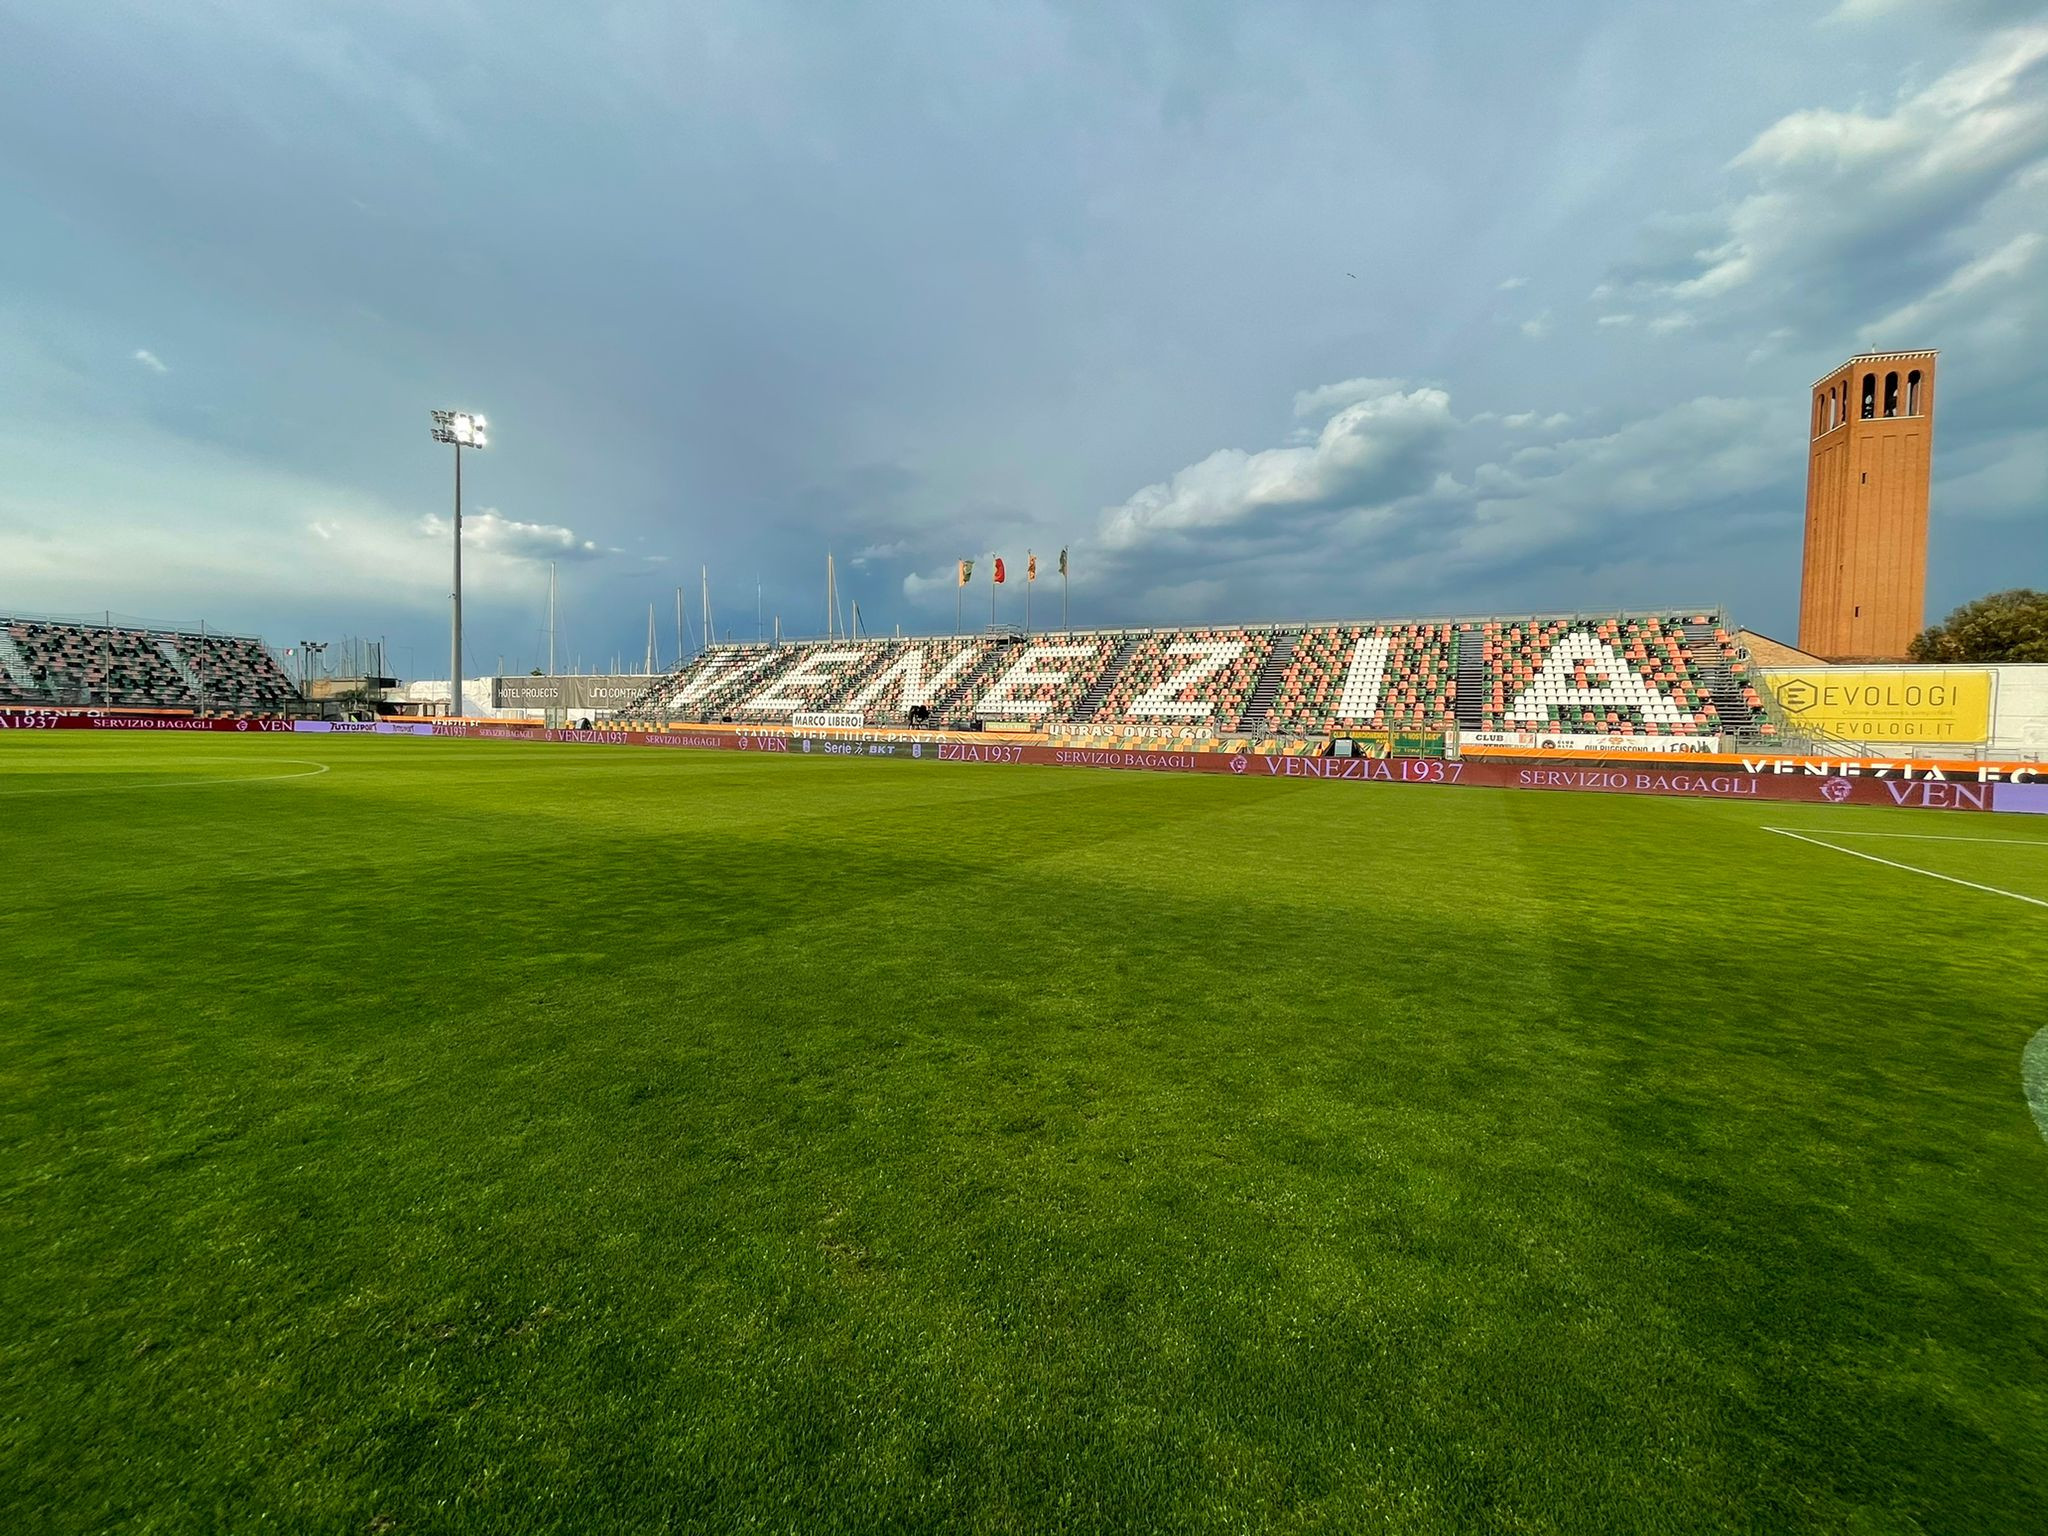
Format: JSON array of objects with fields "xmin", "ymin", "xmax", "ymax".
[{"xmin": 1908, "ymin": 589, "xmax": 2048, "ymax": 663}]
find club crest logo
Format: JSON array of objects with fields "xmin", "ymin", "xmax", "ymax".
[
  {"xmin": 1230, "ymin": 755, "xmax": 1248, "ymax": 775},
  {"xmin": 1820, "ymin": 777, "xmax": 1852, "ymax": 802}
]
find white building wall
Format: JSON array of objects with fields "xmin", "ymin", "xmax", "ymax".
[{"xmin": 1989, "ymin": 665, "xmax": 2048, "ymax": 759}]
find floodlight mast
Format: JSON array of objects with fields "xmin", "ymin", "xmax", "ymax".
[{"xmin": 430, "ymin": 410, "xmax": 488, "ymax": 718}]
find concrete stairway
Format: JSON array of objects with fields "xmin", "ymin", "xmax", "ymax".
[
  {"xmin": 1072, "ymin": 634, "xmax": 1142, "ymax": 722},
  {"xmin": 1236, "ymin": 631, "xmax": 1298, "ymax": 732},
  {"xmin": 1680, "ymin": 619, "xmax": 1762, "ymax": 737},
  {"xmin": 1453, "ymin": 627, "xmax": 1487, "ymax": 730}
]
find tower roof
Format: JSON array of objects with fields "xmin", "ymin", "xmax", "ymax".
[{"xmin": 1813, "ymin": 350, "xmax": 1937, "ymax": 388}]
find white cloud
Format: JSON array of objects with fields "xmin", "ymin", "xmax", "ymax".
[
  {"xmin": 1613, "ymin": 26, "xmax": 2048, "ymax": 333},
  {"xmin": 1595, "ymin": 313, "xmax": 1635, "ymax": 328},
  {"xmin": 131, "ymin": 348, "xmax": 168, "ymax": 374},
  {"xmin": 851, "ymin": 538, "xmax": 910, "ymax": 568},
  {"xmin": 418, "ymin": 508, "xmax": 611, "ymax": 561},
  {"xmin": 1061, "ymin": 374, "xmax": 1795, "ymax": 624},
  {"xmin": 1292, "ymin": 377, "xmax": 1408, "ymax": 419},
  {"xmin": 1098, "ymin": 383, "xmax": 1457, "ymax": 557},
  {"xmin": 1450, "ymin": 397, "xmax": 1789, "ymax": 571},
  {"xmin": 1647, "ymin": 312, "xmax": 1697, "ymax": 335},
  {"xmin": 1497, "ymin": 276, "xmax": 1529, "ymax": 291},
  {"xmin": 1861, "ymin": 229, "xmax": 2044, "ymax": 340},
  {"xmin": 1519, "ymin": 311, "xmax": 1553, "ymax": 339},
  {"xmin": 0, "ymin": 418, "xmax": 551, "ymax": 617},
  {"xmin": 903, "ymin": 564, "xmax": 967, "ymax": 604},
  {"xmin": 1829, "ymin": 0, "xmax": 2044, "ymax": 24}
]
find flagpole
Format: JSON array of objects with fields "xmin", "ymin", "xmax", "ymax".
[
  {"xmin": 956, "ymin": 568, "xmax": 961, "ymax": 636},
  {"xmin": 990, "ymin": 556, "xmax": 996, "ymax": 627},
  {"xmin": 1025, "ymin": 551, "xmax": 1032, "ymax": 633}
]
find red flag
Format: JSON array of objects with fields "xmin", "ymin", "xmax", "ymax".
[
  {"xmin": 993, "ymin": 557, "xmax": 1006, "ymax": 584},
  {"xmin": 1027, "ymin": 554, "xmax": 1037, "ymax": 582}
]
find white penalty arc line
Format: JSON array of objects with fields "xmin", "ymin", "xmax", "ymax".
[
  {"xmin": 1764, "ymin": 826, "xmax": 2048, "ymax": 909},
  {"xmin": 0, "ymin": 759, "xmax": 333, "ymax": 796},
  {"xmin": 2025, "ymin": 1028, "xmax": 2048, "ymax": 1148}
]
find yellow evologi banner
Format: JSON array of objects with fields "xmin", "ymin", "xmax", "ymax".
[{"xmin": 1760, "ymin": 668, "xmax": 1993, "ymax": 744}]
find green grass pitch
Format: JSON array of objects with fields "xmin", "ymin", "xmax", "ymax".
[{"xmin": 4, "ymin": 733, "xmax": 2047, "ymax": 1533}]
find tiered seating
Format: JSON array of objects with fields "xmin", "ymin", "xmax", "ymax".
[
  {"xmin": 172, "ymin": 634, "xmax": 298, "ymax": 708},
  {"xmin": 3, "ymin": 619, "xmax": 195, "ymax": 707},
  {"xmin": 627, "ymin": 645, "xmax": 788, "ymax": 720},
  {"xmin": 974, "ymin": 632, "xmax": 1127, "ymax": 719},
  {"xmin": 598, "ymin": 609, "xmax": 1771, "ymax": 744},
  {"xmin": 1478, "ymin": 616, "xmax": 1718, "ymax": 735},
  {"xmin": 836, "ymin": 637, "xmax": 994, "ymax": 721},
  {"xmin": 1090, "ymin": 629, "xmax": 1275, "ymax": 723},
  {"xmin": 921, "ymin": 642, "xmax": 1035, "ymax": 725},
  {"xmin": 1266, "ymin": 624, "xmax": 1455, "ymax": 735},
  {"xmin": 1, "ymin": 616, "xmax": 300, "ymax": 711}
]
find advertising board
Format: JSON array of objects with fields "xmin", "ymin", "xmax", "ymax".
[
  {"xmin": 491, "ymin": 675, "xmax": 654, "ymax": 711},
  {"xmin": 1994, "ymin": 783, "xmax": 2048, "ymax": 815},
  {"xmin": 0, "ymin": 708, "xmax": 2017, "ymax": 814},
  {"xmin": 1761, "ymin": 668, "xmax": 1992, "ymax": 745},
  {"xmin": 1462, "ymin": 731, "xmax": 1722, "ymax": 755}
]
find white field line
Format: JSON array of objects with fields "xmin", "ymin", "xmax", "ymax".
[
  {"xmin": 0, "ymin": 759, "xmax": 332, "ymax": 796},
  {"xmin": 1763, "ymin": 826, "xmax": 2048, "ymax": 910},
  {"xmin": 1761, "ymin": 827, "xmax": 2048, "ymax": 848}
]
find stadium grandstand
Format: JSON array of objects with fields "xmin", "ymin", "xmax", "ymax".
[
  {"xmin": 609, "ymin": 609, "xmax": 1780, "ymax": 743},
  {"xmin": 0, "ymin": 614, "xmax": 302, "ymax": 712}
]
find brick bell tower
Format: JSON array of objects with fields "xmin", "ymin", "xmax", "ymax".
[{"xmin": 1798, "ymin": 349, "xmax": 1937, "ymax": 660}]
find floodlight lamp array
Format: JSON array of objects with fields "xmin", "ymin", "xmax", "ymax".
[{"xmin": 430, "ymin": 409, "xmax": 489, "ymax": 449}]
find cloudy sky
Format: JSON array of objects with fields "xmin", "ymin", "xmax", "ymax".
[{"xmin": 1, "ymin": 0, "xmax": 2042, "ymax": 677}]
